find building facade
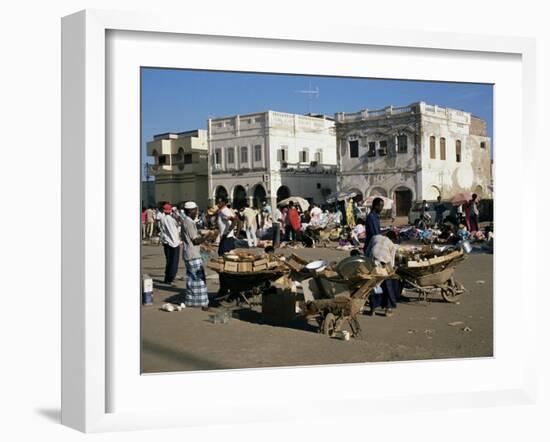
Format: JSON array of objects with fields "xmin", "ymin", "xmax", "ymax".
[
  {"xmin": 335, "ymin": 102, "xmax": 492, "ymax": 215},
  {"xmin": 146, "ymin": 130, "xmax": 209, "ymax": 208},
  {"xmin": 208, "ymin": 111, "xmax": 337, "ymax": 209}
]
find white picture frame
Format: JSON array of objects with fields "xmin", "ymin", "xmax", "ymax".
[{"xmin": 61, "ymin": 9, "xmax": 537, "ymax": 433}]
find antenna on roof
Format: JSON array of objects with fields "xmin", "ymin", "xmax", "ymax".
[{"xmin": 295, "ymin": 80, "xmax": 320, "ymax": 115}]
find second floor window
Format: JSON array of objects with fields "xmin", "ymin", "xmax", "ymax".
[
  {"xmin": 240, "ymin": 146, "xmax": 248, "ymax": 164},
  {"xmin": 300, "ymin": 149, "xmax": 310, "ymax": 163},
  {"xmin": 254, "ymin": 145, "xmax": 262, "ymax": 162},
  {"xmin": 440, "ymin": 137, "xmax": 446, "ymax": 160},
  {"xmin": 367, "ymin": 142, "xmax": 376, "ymax": 157},
  {"xmin": 430, "ymin": 136, "xmax": 436, "ymax": 159},
  {"xmin": 315, "ymin": 150, "xmax": 322, "ymax": 163},
  {"xmin": 378, "ymin": 140, "xmax": 387, "ymax": 156},
  {"xmin": 397, "ymin": 135, "xmax": 408, "ymax": 153},
  {"xmin": 227, "ymin": 147, "xmax": 235, "ymax": 165},
  {"xmin": 214, "ymin": 149, "xmax": 221, "ymax": 165},
  {"xmin": 349, "ymin": 140, "xmax": 359, "ymax": 158},
  {"xmin": 456, "ymin": 140, "xmax": 462, "ymax": 163},
  {"xmin": 277, "ymin": 146, "xmax": 288, "ymax": 162}
]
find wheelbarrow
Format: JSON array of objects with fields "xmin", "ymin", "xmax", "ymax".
[
  {"xmin": 397, "ymin": 259, "xmax": 465, "ymax": 303},
  {"xmin": 214, "ymin": 269, "xmax": 287, "ymax": 308}
]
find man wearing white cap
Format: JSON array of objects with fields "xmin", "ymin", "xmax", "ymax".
[{"xmin": 181, "ymin": 201, "xmax": 210, "ymax": 310}]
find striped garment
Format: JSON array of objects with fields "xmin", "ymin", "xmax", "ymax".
[{"xmin": 184, "ymin": 258, "xmax": 209, "ymax": 307}]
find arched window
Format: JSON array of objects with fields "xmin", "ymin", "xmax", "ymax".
[
  {"xmin": 429, "ymin": 136, "xmax": 436, "ymax": 159},
  {"xmin": 456, "ymin": 140, "xmax": 462, "ymax": 163},
  {"xmin": 440, "ymin": 137, "xmax": 446, "ymax": 160}
]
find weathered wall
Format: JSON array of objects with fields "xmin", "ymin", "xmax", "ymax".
[
  {"xmin": 336, "ymin": 105, "xmax": 421, "ymax": 200},
  {"xmin": 421, "ymin": 108, "xmax": 491, "ymax": 199}
]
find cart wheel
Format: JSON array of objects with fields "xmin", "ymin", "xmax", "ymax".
[
  {"xmin": 441, "ymin": 284, "xmax": 460, "ymax": 303},
  {"xmin": 321, "ymin": 313, "xmax": 337, "ymax": 337}
]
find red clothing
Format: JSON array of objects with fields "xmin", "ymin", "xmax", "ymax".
[{"xmin": 288, "ymin": 208, "xmax": 301, "ymax": 231}]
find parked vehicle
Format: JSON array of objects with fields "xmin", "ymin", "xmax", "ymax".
[{"xmin": 408, "ymin": 200, "xmax": 453, "ymax": 226}]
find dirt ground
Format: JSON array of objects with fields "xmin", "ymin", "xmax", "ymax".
[{"xmin": 141, "ymin": 243, "xmax": 493, "ymax": 373}]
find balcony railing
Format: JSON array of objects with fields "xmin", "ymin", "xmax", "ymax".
[{"xmin": 280, "ymin": 162, "xmax": 337, "ymax": 174}]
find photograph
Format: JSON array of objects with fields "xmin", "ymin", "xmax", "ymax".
[{"xmin": 139, "ymin": 68, "xmax": 494, "ymax": 373}]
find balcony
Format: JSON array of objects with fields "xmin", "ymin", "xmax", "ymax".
[{"xmin": 279, "ymin": 162, "xmax": 337, "ymax": 175}]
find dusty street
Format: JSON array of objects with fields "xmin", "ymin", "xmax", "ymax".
[{"xmin": 141, "ymin": 244, "xmax": 493, "ymax": 373}]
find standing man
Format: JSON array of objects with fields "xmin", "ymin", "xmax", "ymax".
[
  {"xmin": 287, "ymin": 201, "xmax": 302, "ymax": 242},
  {"xmin": 241, "ymin": 204, "xmax": 259, "ymax": 247},
  {"xmin": 145, "ymin": 206, "xmax": 156, "ymax": 238},
  {"xmin": 261, "ymin": 201, "xmax": 272, "ymax": 229},
  {"xmin": 141, "ymin": 207, "xmax": 147, "ymax": 239},
  {"xmin": 180, "ymin": 201, "xmax": 210, "ymax": 310},
  {"xmin": 309, "ymin": 202, "xmax": 323, "ymax": 227},
  {"xmin": 157, "ymin": 203, "xmax": 181, "ymax": 286},
  {"xmin": 216, "ymin": 198, "xmax": 238, "ymax": 256},
  {"xmin": 434, "ymin": 196, "xmax": 446, "ymax": 227},
  {"xmin": 363, "ymin": 197, "xmax": 383, "ymax": 253},
  {"xmin": 469, "ymin": 193, "xmax": 480, "ymax": 232}
]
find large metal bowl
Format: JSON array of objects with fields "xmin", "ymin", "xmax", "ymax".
[{"xmin": 335, "ymin": 255, "xmax": 369, "ymax": 280}]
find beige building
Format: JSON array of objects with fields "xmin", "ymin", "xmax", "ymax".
[
  {"xmin": 335, "ymin": 102, "xmax": 492, "ymax": 215},
  {"xmin": 146, "ymin": 129, "xmax": 209, "ymax": 208},
  {"xmin": 208, "ymin": 111, "xmax": 337, "ymax": 209}
]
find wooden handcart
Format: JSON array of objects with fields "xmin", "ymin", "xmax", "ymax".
[{"xmin": 298, "ymin": 269, "xmax": 392, "ymax": 338}]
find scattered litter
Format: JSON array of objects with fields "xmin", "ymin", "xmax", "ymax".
[
  {"xmin": 429, "ymin": 317, "xmax": 437, "ymax": 320},
  {"xmin": 161, "ymin": 303, "xmax": 185, "ymax": 312},
  {"xmin": 407, "ymin": 329, "xmax": 417, "ymax": 334},
  {"xmin": 447, "ymin": 321, "xmax": 464, "ymax": 327},
  {"xmin": 161, "ymin": 303, "xmax": 175, "ymax": 312},
  {"xmin": 455, "ymin": 302, "xmax": 460, "ymax": 305},
  {"xmin": 209, "ymin": 310, "xmax": 230, "ymax": 324},
  {"xmin": 334, "ymin": 330, "xmax": 350, "ymax": 341},
  {"xmin": 476, "ymin": 280, "xmax": 486, "ymax": 285},
  {"xmin": 462, "ymin": 326, "xmax": 472, "ymax": 332},
  {"xmin": 423, "ymin": 329, "xmax": 435, "ymax": 335}
]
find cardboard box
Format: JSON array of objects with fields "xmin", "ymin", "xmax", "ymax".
[
  {"xmin": 207, "ymin": 260, "xmax": 224, "ymax": 271},
  {"xmin": 262, "ymin": 288, "xmax": 297, "ymax": 325},
  {"xmin": 237, "ymin": 262, "xmax": 253, "ymax": 272},
  {"xmin": 253, "ymin": 258, "xmax": 268, "ymax": 267},
  {"xmin": 253, "ymin": 263, "xmax": 268, "ymax": 271},
  {"xmin": 224, "ymin": 261, "xmax": 239, "ymax": 272}
]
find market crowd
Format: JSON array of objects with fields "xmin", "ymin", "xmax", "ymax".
[{"xmin": 142, "ymin": 192, "xmax": 492, "ymax": 316}]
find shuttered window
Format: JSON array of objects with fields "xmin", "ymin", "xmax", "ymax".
[
  {"xmin": 397, "ymin": 135, "xmax": 408, "ymax": 153},
  {"xmin": 456, "ymin": 140, "xmax": 462, "ymax": 163},
  {"xmin": 240, "ymin": 146, "xmax": 248, "ymax": 164},
  {"xmin": 349, "ymin": 140, "xmax": 359, "ymax": 158},
  {"xmin": 430, "ymin": 136, "xmax": 436, "ymax": 159},
  {"xmin": 440, "ymin": 137, "xmax": 446, "ymax": 160},
  {"xmin": 254, "ymin": 145, "xmax": 262, "ymax": 162}
]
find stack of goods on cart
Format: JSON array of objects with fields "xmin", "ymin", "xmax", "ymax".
[
  {"xmin": 396, "ymin": 244, "xmax": 464, "ymax": 274},
  {"xmin": 207, "ymin": 249, "xmax": 286, "ymax": 273}
]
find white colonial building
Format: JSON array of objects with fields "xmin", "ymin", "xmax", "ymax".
[
  {"xmin": 335, "ymin": 102, "xmax": 492, "ymax": 215},
  {"xmin": 207, "ymin": 111, "xmax": 337, "ymax": 209},
  {"xmin": 146, "ymin": 129, "xmax": 209, "ymax": 208}
]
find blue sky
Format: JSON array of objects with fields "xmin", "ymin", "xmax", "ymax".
[{"xmin": 141, "ymin": 68, "xmax": 493, "ymax": 174}]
